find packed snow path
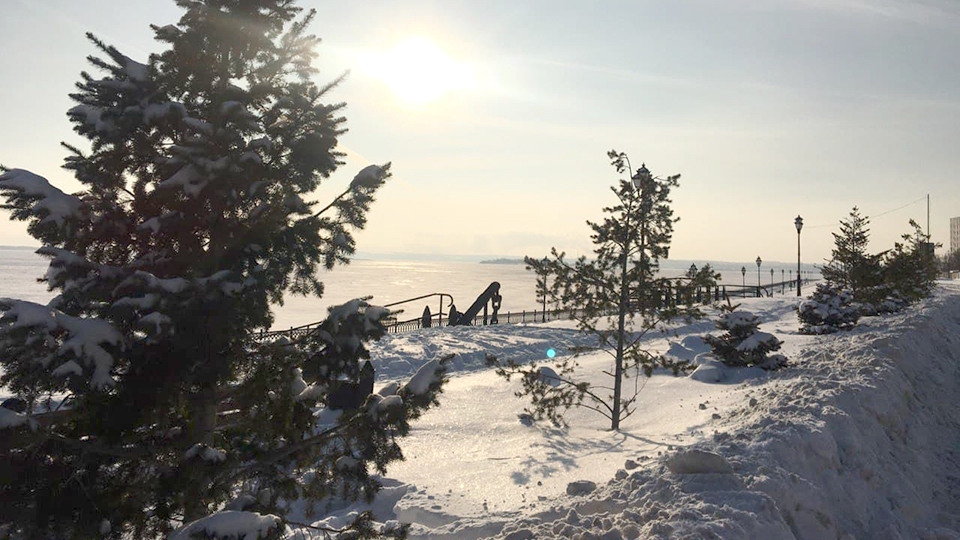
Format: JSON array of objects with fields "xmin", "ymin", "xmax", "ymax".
[{"xmin": 303, "ymin": 283, "xmax": 960, "ymax": 540}]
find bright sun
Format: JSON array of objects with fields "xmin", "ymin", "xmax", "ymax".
[{"xmin": 363, "ymin": 37, "xmax": 475, "ymax": 105}]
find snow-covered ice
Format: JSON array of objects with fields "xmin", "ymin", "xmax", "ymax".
[{"xmin": 291, "ymin": 282, "xmax": 960, "ymax": 539}]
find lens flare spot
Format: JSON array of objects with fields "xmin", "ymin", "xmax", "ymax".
[{"xmin": 546, "ymin": 348, "xmax": 557, "ymax": 359}]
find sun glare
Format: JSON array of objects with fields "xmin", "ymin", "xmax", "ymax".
[{"xmin": 363, "ymin": 37, "xmax": 475, "ymax": 105}]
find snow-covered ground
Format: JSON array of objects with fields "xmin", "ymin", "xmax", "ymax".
[{"xmin": 296, "ymin": 282, "xmax": 960, "ymax": 540}]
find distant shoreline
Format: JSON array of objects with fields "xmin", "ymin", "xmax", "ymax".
[
  {"xmin": 0, "ymin": 246, "xmax": 821, "ymax": 273},
  {"xmin": 479, "ymin": 258, "xmax": 525, "ymax": 265}
]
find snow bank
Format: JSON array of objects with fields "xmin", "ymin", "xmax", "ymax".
[
  {"xmin": 488, "ymin": 286, "xmax": 960, "ymax": 539},
  {"xmin": 369, "ymin": 323, "xmax": 595, "ymax": 381}
]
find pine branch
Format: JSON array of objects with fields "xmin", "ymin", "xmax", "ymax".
[
  {"xmin": 576, "ymin": 402, "xmax": 613, "ymax": 421},
  {"xmin": 216, "ymin": 423, "xmax": 346, "ymax": 489}
]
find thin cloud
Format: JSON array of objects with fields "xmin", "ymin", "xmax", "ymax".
[
  {"xmin": 514, "ymin": 54, "xmax": 911, "ymax": 106},
  {"xmin": 519, "ymin": 56, "xmax": 700, "ymax": 88},
  {"xmin": 783, "ymin": 0, "xmax": 960, "ymax": 28},
  {"xmin": 10, "ymin": 0, "xmax": 152, "ymax": 58}
]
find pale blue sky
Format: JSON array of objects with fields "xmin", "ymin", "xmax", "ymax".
[{"xmin": 2, "ymin": 0, "xmax": 959, "ymax": 266}]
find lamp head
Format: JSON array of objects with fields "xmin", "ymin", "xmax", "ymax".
[
  {"xmin": 795, "ymin": 215, "xmax": 804, "ymax": 232},
  {"xmin": 632, "ymin": 163, "xmax": 651, "ymax": 188},
  {"xmin": 756, "ymin": 256, "xmax": 762, "ymax": 268}
]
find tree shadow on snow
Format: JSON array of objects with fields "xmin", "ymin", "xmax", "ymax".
[
  {"xmin": 510, "ymin": 423, "xmax": 675, "ymax": 484},
  {"xmin": 612, "ymin": 430, "xmax": 678, "ymax": 448}
]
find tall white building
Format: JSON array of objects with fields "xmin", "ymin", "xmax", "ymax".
[{"xmin": 952, "ymin": 216, "xmax": 960, "ymax": 254}]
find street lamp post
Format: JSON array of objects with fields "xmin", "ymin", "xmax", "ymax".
[
  {"xmin": 770, "ymin": 268, "xmax": 774, "ymax": 291},
  {"xmin": 781, "ymin": 269, "xmax": 785, "ymax": 294},
  {"xmin": 741, "ymin": 266, "xmax": 746, "ymax": 294},
  {"xmin": 688, "ymin": 263, "xmax": 698, "ymax": 303},
  {"xmin": 795, "ymin": 215, "xmax": 804, "ymax": 296},
  {"xmin": 756, "ymin": 256, "xmax": 762, "ymax": 297}
]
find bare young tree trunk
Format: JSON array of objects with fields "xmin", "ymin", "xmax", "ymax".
[
  {"xmin": 611, "ymin": 312, "xmax": 625, "ymax": 431},
  {"xmin": 612, "ymin": 242, "xmax": 630, "ymax": 431}
]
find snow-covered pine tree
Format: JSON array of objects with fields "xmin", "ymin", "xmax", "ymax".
[
  {"xmin": 704, "ymin": 301, "xmax": 786, "ymax": 370},
  {"xmin": 797, "ymin": 282, "xmax": 860, "ymax": 334},
  {"xmin": 883, "ymin": 219, "xmax": 939, "ymax": 304},
  {"xmin": 495, "ymin": 151, "xmax": 717, "ymax": 431},
  {"xmin": 820, "ymin": 207, "xmax": 886, "ymax": 309},
  {"xmin": 0, "ymin": 2, "xmax": 446, "ymax": 539}
]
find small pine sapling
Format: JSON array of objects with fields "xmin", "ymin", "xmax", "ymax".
[
  {"xmin": 492, "ymin": 151, "xmax": 718, "ymax": 431},
  {"xmin": 704, "ymin": 300, "xmax": 786, "ymax": 370},
  {"xmin": 797, "ymin": 282, "xmax": 860, "ymax": 334}
]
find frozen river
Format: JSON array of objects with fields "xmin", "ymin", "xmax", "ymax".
[{"xmin": 0, "ymin": 246, "xmax": 817, "ymax": 329}]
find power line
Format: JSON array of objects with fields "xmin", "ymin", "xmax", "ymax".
[{"xmin": 805, "ymin": 195, "xmax": 928, "ymax": 229}]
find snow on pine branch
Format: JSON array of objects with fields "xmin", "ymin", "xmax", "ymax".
[
  {"xmin": 37, "ymin": 246, "xmax": 125, "ymax": 290},
  {"xmin": 350, "ymin": 164, "xmax": 386, "ymax": 190},
  {"xmin": 114, "ymin": 270, "xmax": 189, "ymax": 295},
  {"xmin": 301, "ymin": 298, "xmax": 394, "ymax": 362},
  {"xmin": 109, "ymin": 270, "xmax": 249, "ymax": 336},
  {"xmin": 169, "ymin": 511, "xmax": 280, "ymax": 540},
  {"xmin": 324, "ymin": 299, "xmax": 390, "ymax": 334},
  {"xmin": 142, "ymin": 101, "xmax": 186, "ymax": 124},
  {"xmin": 0, "ymin": 169, "xmax": 84, "ymax": 226},
  {"xmin": 316, "ymin": 164, "xmax": 389, "ymax": 222},
  {"xmin": 67, "ymin": 104, "xmax": 115, "ymax": 133},
  {"xmin": 0, "ymin": 298, "xmax": 123, "ymax": 389},
  {"xmin": 159, "ymin": 164, "xmax": 207, "ymax": 198},
  {"xmin": 735, "ymin": 331, "xmax": 780, "ymax": 353},
  {"xmin": 120, "ymin": 55, "xmax": 148, "ymax": 81},
  {"xmin": 403, "ymin": 359, "xmax": 444, "ymax": 396},
  {"xmin": 113, "ymin": 269, "xmax": 245, "ymax": 297},
  {"xmin": 290, "ymin": 367, "xmax": 326, "ymax": 402},
  {"xmin": 309, "ymin": 164, "xmax": 391, "ymax": 269},
  {"xmin": 0, "ymin": 407, "xmax": 37, "ymax": 431},
  {"xmin": 185, "ymin": 443, "xmax": 227, "ymax": 463}
]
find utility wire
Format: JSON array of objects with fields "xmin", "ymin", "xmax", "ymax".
[{"xmin": 805, "ymin": 195, "xmax": 927, "ymax": 229}]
